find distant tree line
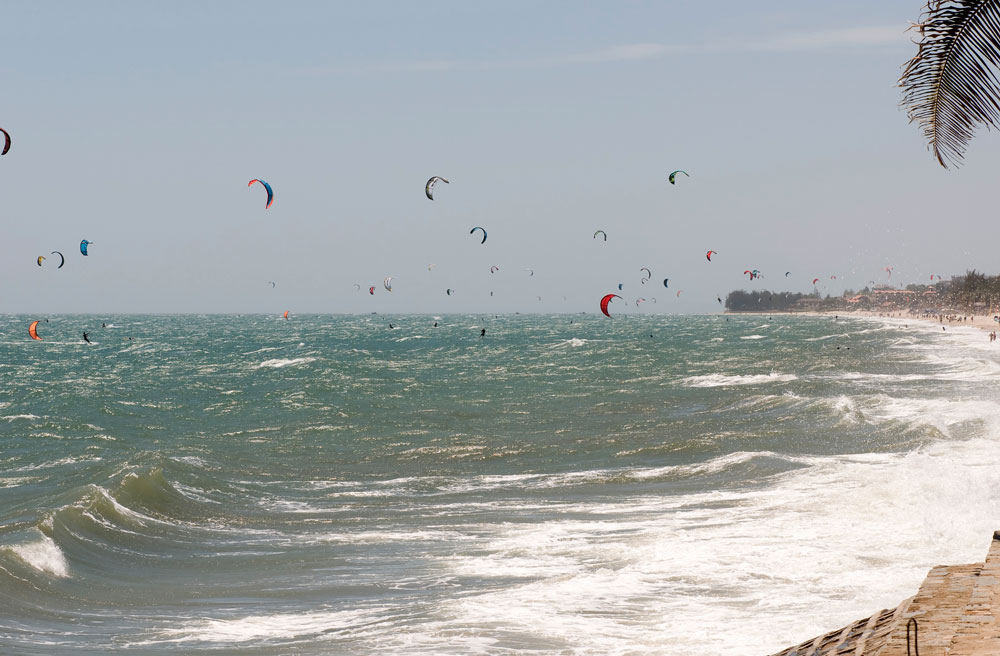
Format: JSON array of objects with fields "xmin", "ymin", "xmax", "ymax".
[
  {"xmin": 724, "ymin": 290, "xmax": 815, "ymax": 311},
  {"xmin": 945, "ymin": 269, "xmax": 1000, "ymax": 307}
]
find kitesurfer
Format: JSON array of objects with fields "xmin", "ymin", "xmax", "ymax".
[
  {"xmin": 82, "ymin": 331, "xmax": 90, "ymax": 344},
  {"xmin": 480, "ymin": 328, "xmax": 486, "ymax": 337}
]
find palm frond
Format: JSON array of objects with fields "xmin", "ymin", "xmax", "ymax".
[{"xmin": 900, "ymin": 0, "xmax": 1000, "ymax": 168}]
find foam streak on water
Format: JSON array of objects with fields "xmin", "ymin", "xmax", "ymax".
[{"xmin": 0, "ymin": 313, "xmax": 998, "ymax": 654}]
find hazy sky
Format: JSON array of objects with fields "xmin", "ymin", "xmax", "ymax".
[{"xmin": 2, "ymin": 1, "xmax": 997, "ymax": 314}]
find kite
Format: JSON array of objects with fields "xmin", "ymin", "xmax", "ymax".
[
  {"xmin": 490, "ymin": 265, "xmax": 499, "ymax": 274},
  {"xmin": 369, "ymin": 286, "xmax": 375, "ymax": 295},
  {"xmin": 593, "ymin": 230, "xmax": 607, "ymax": 241},
  {"xmin": 706, "ymin": 250, "xmax": 717, "ymax": 261},
  {"xmin": 812, "ymin": 278, "xmax": 820, "ymax": 285},
  {"xmin": 384, "ymin": 277, "xmax": 393, "ymax": 292},
  {"xmin": 36, "ymin": 256, "xmax": 45, "ymax": 267},
  {"xmin": 425, "ymin": 176, "xmax": 449, "ymax": 200},
  {"xmin": 663, "ymin": 278, "xmax": 669, "ymax": 288},
  {"xmin": 28, "ymin": 320, "xmax": 41, "ymax": 340},
  {"xmin": 600, "ymin": 293, "xmax": 622, "ymax": 317},
  {"xmin": 0, "ymin": 128, "xmax": 9, "ymax": 155},
  {"xmin": 470, "ymin": 226, "xmax": 487, "ymax": 244},
  {"xmin": 80, "ymin": 240, "xmax": 93, "ymax": 256},
  {"xmin": 51, "ymin": 251, "xmax": 64, "ymax": 268},
  {"xmin": 248, "ymin": 179, "xmax": 274, "ymax": 209},
  {"xmin": 668, "ymin": 170, "xmax": 689, "ymax": 185},
  {"xmin": 283, "ymin": 310, "xmax": 289, "ymax": 320}
]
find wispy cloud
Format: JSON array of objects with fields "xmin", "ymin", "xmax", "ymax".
[
  {"xmin": 541, "ymin": 42, "xmax": 677, "ymax": 65},
  {"xmin": 368, "ymin": 59, "xmax": 465, "ymax": 73},
  {"xmin": 554, "ymin": 24, "xmax": 911, "ymax": 62},
  {"xmin": 750, "ymin": 25, "xmax": 911, "ymax": 52},
  {"xmin": 358, "ymin": 24, "xmax": 910, "ymax": 75}
]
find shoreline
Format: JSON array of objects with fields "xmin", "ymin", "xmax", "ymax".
[
  {"xmin": 728, "ymin": 308, "xmax": 1000, "ymax": 336},
  {"xmin": 823, "ymin": 308, "xmax": 996, "ymax": 335}
]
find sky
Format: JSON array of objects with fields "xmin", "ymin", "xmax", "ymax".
[{"xmin": 2, "ymin": 0, "xmax": 998, "ymax": 314}]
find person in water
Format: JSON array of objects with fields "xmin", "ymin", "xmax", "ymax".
[
  {"xmin": 82, "ymin": 331, "xmax": 90, "ymax": 343},
  {"xmin": 480, "ymin": 328, "xmax": 486, "ymax": 337}
]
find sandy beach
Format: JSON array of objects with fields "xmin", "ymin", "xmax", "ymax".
[
  {"xmin": 824, "ymin": 308, "xmax": 999, "ymax": 336},
  {"xmin": 731, "ymin": 308, "xmax": 1000, "ymax": 338}
]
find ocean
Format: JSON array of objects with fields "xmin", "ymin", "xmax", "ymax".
[{"xmin": 2, "ymin": 313, "xmax": 999, "ymax": 654}]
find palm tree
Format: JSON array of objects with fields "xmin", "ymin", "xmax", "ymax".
[{"xmin": 900, "ymin": 0, "xmax": 1000, "ymax": 168}]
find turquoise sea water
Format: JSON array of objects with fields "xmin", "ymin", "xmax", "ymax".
[{"xmin": 2, "ymin": 313, "xmax": 1000, "ymax": 654}]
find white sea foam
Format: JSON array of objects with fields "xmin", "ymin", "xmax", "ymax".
[
  {"xmin": 804, "ymin": 333, "xmax": 848, "ymax": 342},
  {"xmin": 244, "ymin": 346, "xmax": 282, "ymax": 355},
  {"xmin": 2, "ymin": 414, "xmax": 39, "ymax": 421},
  {"xmin": 551, "ymin": 338, "xmax": 587, "ymax": 348},
  {"xmin": 173, "ymin": 482, "xmax": 221, "ymax": 504},
  {"xmin": 256, "ymin": 357, "xmax": 317, "ymax": 369},
  {"xmin": 682, "ymin": 372, "xmax": 798, "ymax": 387},
  {"xmin": 14, "ymin": 455, "xmax": 102, "ymax": 473},
  {"xmin": 142, "ymin": 607, "xmax": 387, "ymax": 644},
  {"xmin": 402, "ymin": 438, "xmax": 1000, "ymax": 656},
  {"xmin": 864, "ymin": 395, "xmax": 998, "ymax": 436},
  {"xmin": 0, "ymin": 476, "xmax": 37, "ymax": 488},
  {"xmin": 5, "ymin": 532, "xmax": 69, "ymax": 577},
  {"xmin": 740, "ymin": 334, "xmax": 766, "ymax": 340}
]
